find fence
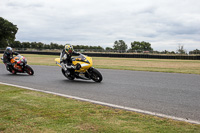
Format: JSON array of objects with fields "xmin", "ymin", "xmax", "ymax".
[{"xmin": 0, "ymin": 50, "xmax": 200, "ymax": 60}]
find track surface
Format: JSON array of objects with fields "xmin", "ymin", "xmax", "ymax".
[{"xmin": 0, "ymin": 64, "xmax": 200, "ymax": 122}]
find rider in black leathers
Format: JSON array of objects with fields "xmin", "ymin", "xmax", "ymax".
[{"xmin": 3, "ymin": 47, "xmax": 19, "ymax": 71}]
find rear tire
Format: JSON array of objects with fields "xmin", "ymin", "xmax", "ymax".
[
  {"xmin": 25, "ymin": 65, "xmax": 34, "ymax": 75},
  {"xmin": 90, "ymin": 68, "xmax": 102, "ymax": 82},
  {"xmin": 61, "ymin": 69, "xmax": 75, "ymax": 80}
]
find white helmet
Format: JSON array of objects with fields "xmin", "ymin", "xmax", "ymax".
[{"xmin": 5, "ymin": 47, "xmax": 13, "ymax": 54}]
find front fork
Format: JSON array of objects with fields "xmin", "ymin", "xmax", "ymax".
[{"xmin": 86, "ymin": 67, "xmax": 94, "ymax": 78}]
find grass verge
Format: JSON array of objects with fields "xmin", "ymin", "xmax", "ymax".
[{"xmin": 0, "ymin": 84, "xmax": 200, "ymax": 133}]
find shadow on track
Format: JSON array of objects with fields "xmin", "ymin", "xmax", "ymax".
[
  {"xmin": 59, "ymin": 79, "xmax": 102, "ymax": 84},
  {"xmin": 0, "ymin": 73, "xmax": 32, "ymax": 77}
]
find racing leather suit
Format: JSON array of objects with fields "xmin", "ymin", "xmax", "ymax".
[
  {"xmin": 3, "ymin": 51, "xmax": 19, "ymax": 71},
  {"xmin": 60, "ymin": 50, "xmax": 80, "ymax": 73}
]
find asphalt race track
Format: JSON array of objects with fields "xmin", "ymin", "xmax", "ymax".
[{"xmin": 0, "ymin": 64, "xmax": 200, "ymax": 123}]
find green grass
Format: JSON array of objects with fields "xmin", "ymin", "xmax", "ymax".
[{"xmin": 1, "ymin": 84, "xmax": 200, "ymax": 133}]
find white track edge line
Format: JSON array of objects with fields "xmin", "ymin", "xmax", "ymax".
[{"xmin": 0, "ymin": 81, "xmax": 199, "ymax": 125}]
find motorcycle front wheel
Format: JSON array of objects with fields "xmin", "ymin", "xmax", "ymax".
[
  {"xmin": 25, "ymin": 65, "xmax": 34, "ymax": 75},
  {"xmin": 90, "ymin": 68, "xmax": 103, "ymax": 82}
]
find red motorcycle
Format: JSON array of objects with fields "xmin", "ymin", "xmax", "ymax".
[{"xmin": 1, "ymin": 54, "xmax": 34, "ymax": 75}]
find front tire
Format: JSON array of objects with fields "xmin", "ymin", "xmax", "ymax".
[
  {"xmin": 25, "ymin": 65, "xmax": 34, "ymax": 75},
  {"xmin": 90, "ymin": 68, "xmax": 103, "ymax": 82},
  {"xmin": 11, "ymin": 69, "xmax": 17, "ymax": 74}
]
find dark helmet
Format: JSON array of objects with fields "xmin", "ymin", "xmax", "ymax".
[
  {"xmin": 5, "ymin": 47, "xmax": 13, "ymax": 55},
  {"xmin": 64, "ymin": 44, "xmax": 73, "ymax": 55}
]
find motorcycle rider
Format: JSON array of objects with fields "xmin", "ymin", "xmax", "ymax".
[
  {"xmin": 3, "ymin": 47, "xmax": 19, "ymax": 71},
  {"xmin": 60, "ymin": 44, "xmax": 81, "ymax": 75}
]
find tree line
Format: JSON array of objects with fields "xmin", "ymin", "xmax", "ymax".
[
  {"xmin": 8, "ymin": 41, "xmax": 105, "ymax": 51},
  {"xmin": 0, "ymin": 17, "xmax": 200, "ymax": 54},
  {"xmin": 1, "ymin": 39, "xmax": 155, "ymax": 53},
  {"xmin": 108, "ymin": 40, "xmax": 153, "ymax": 53}
]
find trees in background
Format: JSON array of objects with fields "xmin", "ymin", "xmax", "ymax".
[
  {"xmin": 177, "ymin": 45, "xmax": 186, "ymax": 54},
  {"xmin": 105, "ymin": 47, "xmax": 113, "ymax": 51},
  {"xmin": 73, "ymin": 45, "xmax": 104, "ymax": 51},
  {"xmin": 3, "ymin": 40, "xmax": 104, "ymax": 51},
  {"xmin": 189, "ymin": 49, "xmax": 200, "ymax": 54},
  {"xmin": 130, "ymin": 41, "xmax": 153, "ymax": 52},
  {"xmin": 1, "ymin": 39, "xmax": 199, "ymax": 55},
  {"xmin": 0, "ymin": 17, "xmax": 18, "ymax": 48},
  {"xmin": 113, "ymin": 40, "xmax": 128, "ymax": 53},
  {"xmin": 112, "ymin": 40, "xmax": 154, "ymax": 53}
]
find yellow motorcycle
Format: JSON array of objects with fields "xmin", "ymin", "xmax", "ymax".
[{"xmin": 55, "ymin": 54, "xmax": 103, "ymax": 82}]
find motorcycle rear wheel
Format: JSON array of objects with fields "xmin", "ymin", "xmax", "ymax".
[
  {"xmin": 61, "ymin": 69, "xmax": 75, "ymax": 80},
  {"xmin": 11, "ymin": 69, "xmax": 17, "ymax": 74}
]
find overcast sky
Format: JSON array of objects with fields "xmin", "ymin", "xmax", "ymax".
[{"xmin": 1, "ymin": 0, "xmax": 200, "ymax": 51}]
